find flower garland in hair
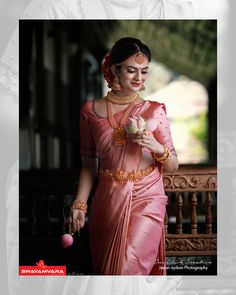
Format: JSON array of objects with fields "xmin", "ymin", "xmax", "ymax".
[{"xmin": 101, "ymin": 51, "xmax": 114, "ymax": 88}]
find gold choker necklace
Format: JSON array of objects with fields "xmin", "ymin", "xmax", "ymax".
[{"xmin": 107, "ymin": 91, "xmax": 139, "ymax": 105}]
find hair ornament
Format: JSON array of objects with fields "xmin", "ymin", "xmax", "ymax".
[{"xmin": 101, "ymin": 51, "xmax": 114, "ymax": 88}]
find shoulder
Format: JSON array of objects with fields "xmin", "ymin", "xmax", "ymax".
[
  {"xmin": 81, "ymin": 100, "xmax": 93, "ymax": 111},
  {"xmin": 81, "ymin": 97, "xmax": 105, "ymax": 117},
  {"xmin": 143, "ymin": 100, "xmax": 167, "ymax": 119},
  {"xmin": 80, "ymin": 100, "xmax": 93, "ymax": 118},
  {"xmin": 147, "ymin": 100, "xmax": 167, "ymax": 112},
  {"xmin": 94, "ymin": 97, "xmax": 106, "ymax": 107}
]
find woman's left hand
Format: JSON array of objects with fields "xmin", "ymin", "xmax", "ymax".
[{"xmin": 132, "ymin": 130, "xmax": 164, "ymax": 154}]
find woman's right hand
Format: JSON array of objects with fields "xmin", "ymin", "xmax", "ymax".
[{"xmin": 69, "ymin": 209, "xmax": 85, "ymax": 235}]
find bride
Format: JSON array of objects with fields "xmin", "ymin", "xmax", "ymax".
[{"xmin": 1, "ymin": 0, "xmax": 194, "ymax": 294}]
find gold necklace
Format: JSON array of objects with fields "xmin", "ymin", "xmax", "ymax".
[
  {"xmin": 107, "ymin": 90, "xmax": 139, "ymax": 105},
  {"xmin": 106, "ymin": 98, "xmax": 136, "ymax": 145}
]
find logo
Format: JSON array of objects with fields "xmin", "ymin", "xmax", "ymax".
[
  {"xmin": 19, "ymin": 260, "xmax": 66, "ymax": 276},
  {"xmin": 36, "ymin": 260, "xmax": 47, "ymax": 269}
]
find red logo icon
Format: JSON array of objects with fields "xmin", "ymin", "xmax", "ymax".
[
  {"xmin": 19, "ymin": 259, "xmax": 66, "ymax": 276},
  {"xmin": 36, "ymin": 260, "xmax": 47, "ymax": 269}
]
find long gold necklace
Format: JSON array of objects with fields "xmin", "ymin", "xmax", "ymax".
[
  {"xmin": 107, "ymin": 90, "xmax": 139, "ymax": 105},
  {"xmin": 106, "ymin": 98, "xmax": 136, "ymax": 145}
]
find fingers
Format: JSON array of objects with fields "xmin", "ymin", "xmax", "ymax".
[
  {"xmin": 76, "ymin": 219, "xmax": 81, "ymax": 232},
  {"xmin": 134, "ymin": 133, "xmax": 151, "ymax": 139},
  {"xmin": 69, "ymin": 210, "xmax": 86, "ymax": 235},
  {"xmin": 132, "ymin": 136, "xmax": 151, "ymax": 146},
  {"xmin": 132, "ymin": 132, "xmax": 156, "ymax": 150},
  {"xmin": 133, "ymin": 131, "xmax": 152, "ymax": 141},
  {"xmin": 69, "ymin": 211, "xmax": 80, "ymax": 235},
  {"xmin": 79, "ymin": 213, "xmax": 85, "ymax": 228}
]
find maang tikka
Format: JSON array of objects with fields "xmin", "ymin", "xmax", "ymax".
[{"xmin": 134, "ymin": 44, "xmax": 147, "ymax": 65}]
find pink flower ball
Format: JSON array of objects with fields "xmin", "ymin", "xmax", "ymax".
[{"xmin": 60, "ymin": 234, "xmax": 73, "ymax": 248}]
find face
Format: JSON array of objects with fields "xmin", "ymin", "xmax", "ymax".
[{"xmin": 114, "ymin": 54, "xmax": 149, "ymax": 94}]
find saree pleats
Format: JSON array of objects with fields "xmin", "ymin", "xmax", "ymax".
[{"xmin": 89, "ymin": 168, "xmax": 167, "ymax": 275}]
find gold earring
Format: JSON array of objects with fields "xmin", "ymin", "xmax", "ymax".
[{"xmin": 112, "ymin": 76, "xmax": 121, "ymax": 91}]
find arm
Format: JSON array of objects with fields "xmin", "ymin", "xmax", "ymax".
[
  {"xmin": 152, "ymin": 103, "xmax": 179, "ymax": 173},
  {"xmin": 162, "ymin": 154, "xmax": 179, "ymax": 173},
  {"xmin": 75, "ymin": 156, "xmax": 98, "ymax": 203},
  {"xmin": 69, "ymin": 156, "xmax": 98, "ymax": 235},
  {"xmin": 69, "ymin": 102, "xmax": 98, "ymax": 234},
  {"xmin": 133, "ymin": 132, "xmax": 179, "ymax": 173},
  {"xmin": 133, "ymin": 103, "xmax": 179, "ymax": 173}
]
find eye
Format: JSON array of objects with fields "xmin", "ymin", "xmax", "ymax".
[
  {"xmin": 127, "ymin": 69, "xmax": 136, "ymax": 73},
  {"xmin": 142, "ymin": 71, "xmax": 149, "ymax": 74}
]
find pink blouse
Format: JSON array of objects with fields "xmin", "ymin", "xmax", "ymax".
[{"xmin": 79, "ymin": 100, "xmax": 177, "ymax": 170}]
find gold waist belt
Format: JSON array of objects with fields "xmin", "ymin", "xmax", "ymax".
[{"xmin": 99, "ymin": 165, "xmax": 154, "ymax": 184}]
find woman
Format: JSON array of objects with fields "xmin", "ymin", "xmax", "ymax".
[{"xmin": 69, "ymin": 37, "xmax": 178, "ymax": 275}]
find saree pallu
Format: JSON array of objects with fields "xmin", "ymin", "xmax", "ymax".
[{"xmin": 80, "ymin": 100, "xmax": 177, "ymax": 275}]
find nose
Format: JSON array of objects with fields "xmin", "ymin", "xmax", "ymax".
[{"xmin": 134, "ymin": 70, "xmax": 142, "ymax": 81}]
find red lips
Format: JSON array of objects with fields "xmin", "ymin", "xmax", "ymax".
[{"xmin": 131, "ymin": 82, "xmax": 141, "ymax": 87}]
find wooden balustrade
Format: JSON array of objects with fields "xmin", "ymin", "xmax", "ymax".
[
  {"xmin": 176, "ymin": 193, "xmax": 183, "ymax": 234},
  {"xmin": 206, "ymin": 192, "xmax": 213, "ymax": 234},
  {"xmin": 20, "ymin": 165, "xmax": 217, "ymax": 260},
  {"xmin": 163, "ymin": 166, "xmax": 217, "ymax": 256}
]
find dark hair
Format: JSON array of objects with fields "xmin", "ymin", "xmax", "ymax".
[{"xmin": 110, "ymin": 37, "xmax": 151, "ymax": 65}]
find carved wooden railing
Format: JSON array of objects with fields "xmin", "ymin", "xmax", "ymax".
[
  {"xmin": 20, "ymin": 165, "xmax": 217, "ymax": 264},
  {"xmin": 164, "ymin": 166, "xmax": 217, "ymax": 256}
]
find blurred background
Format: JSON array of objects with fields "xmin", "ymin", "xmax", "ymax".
[{"xmin": 19, "ymin": 20, "xmax": 217, "ymax": 275}]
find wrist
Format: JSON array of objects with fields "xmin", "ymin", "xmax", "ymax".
[
  {"xmin": 153, "ymin": 145, "xmax": 170, "ymax": 162},
  {"xmin": 71, "ymin": 200, "xmax": 87, "ymax": 214},
  {"xmin": 154, "ymin": 144, "xmax": 165, "ymax": 156}
]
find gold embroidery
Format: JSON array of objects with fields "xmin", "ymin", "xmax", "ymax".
[{"xmin": 100, "ymin": 165, "xmax": 154, "ymax": 184}]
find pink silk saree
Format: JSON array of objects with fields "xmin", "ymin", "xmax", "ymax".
[{"xmin": 80, "ymin": 99, "xmax": 177, "ymax": 275}]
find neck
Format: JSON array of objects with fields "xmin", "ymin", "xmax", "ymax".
[
  {"xmin": 112, "ymin": 90, "xmax": 136, "ymax": 97},
  {"xmin": 107, "ymin": 90, "xmax": 139, "ymax": 105}
]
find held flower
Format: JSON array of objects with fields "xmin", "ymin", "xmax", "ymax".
[
  {"xmin": 137, "ymin": 116, "xmax": 146, "ymax": 130},
  {"xmin": 126, "ymin": 116, "xmax": 147, "ymax": 134}
]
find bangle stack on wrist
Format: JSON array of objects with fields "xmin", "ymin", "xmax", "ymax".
[
  {"xmin": 153, "ymin": 145, "xmax": 170, "ymax": 162},
  {"xmin": 71, "ymin": 200, "xmax": 87, "ymax": 214}
]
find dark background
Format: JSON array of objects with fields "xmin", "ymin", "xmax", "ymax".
[{"xmin": 19, "ymin": 20, "xmax": 217, "ymax": 275}]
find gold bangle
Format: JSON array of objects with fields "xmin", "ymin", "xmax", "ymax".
[
  {"xmin": 153, "ymin": 145, "xmax": 170, "ymax": 162},
  {"xmin": 71, "ymin": 200, "xmax": 87, "ymax": 214}
]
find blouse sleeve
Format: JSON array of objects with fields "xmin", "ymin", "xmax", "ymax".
[
  {"xmin": 80, "ymin": 102, "xmax": 97, "ymax": 157},
  {"xmin": 153, "ymin": 103, "xmax": 177, "ymax": 157}
]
